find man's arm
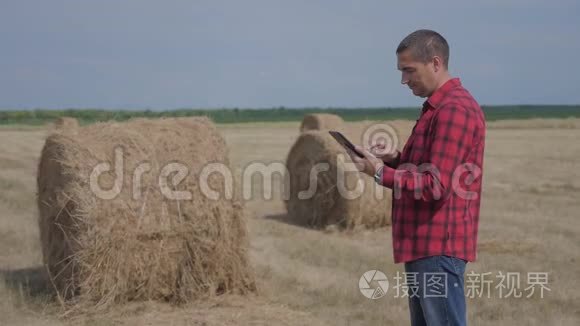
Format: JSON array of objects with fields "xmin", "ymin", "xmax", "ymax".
[
  {"xmin": 384, "ymin": 151, "xmax": 401, "ymax": 169},
  {"xmin": 380, "ymin": 104, "xmax": 475, "ymax": 202}
]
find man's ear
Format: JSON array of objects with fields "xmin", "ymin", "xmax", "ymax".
[{"xmin": 432, "ymin": 56, "xmax": 443, "ymax": 73}]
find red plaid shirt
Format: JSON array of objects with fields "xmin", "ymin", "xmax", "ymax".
[{"xmin": 380, "ymin": 78, "xmax": 486, "ymax": 263}]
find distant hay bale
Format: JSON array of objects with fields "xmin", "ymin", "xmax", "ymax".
[
  {"xmin": 299, "ymin": 114, "xmax": 344, "ymax": 133},
  {"xmin": 284, "ymin": 130, "xmax": 391, "ymax": 229},
  {"xmin": 54, "ymin": 117, "xmax": 79, "ymax": 131},
  {"xmin": 37, "ymin": 117, "xmax": 255, "ymax": 309}
]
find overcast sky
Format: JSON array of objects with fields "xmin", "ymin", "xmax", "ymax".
[{"xmin": 1, "ymin": 0, "xmax": 579, "ymax": 109}]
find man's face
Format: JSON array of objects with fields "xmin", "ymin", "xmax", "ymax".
[{"xmin": 397, "ymin": 50, "xmax": 437, "ymax": 98}]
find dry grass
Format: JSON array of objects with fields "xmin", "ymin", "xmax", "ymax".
[
  {"xmin": 285, "ymin": 130, "xmax": 391, "ymax": 229},
  {"xmin": 1, "ymin": 119, "xmax": 579, "ymax": 325},
  {"xmin": 53, "ymin": 117, "xmax": 79, "ymax": 131},
  {"xmin": 37, "ymin": 118, "xmax": 256, "ymax": 310},
  {"xmin": 299, "ymin": 113, "xmax": 344, "ymax": 133}
]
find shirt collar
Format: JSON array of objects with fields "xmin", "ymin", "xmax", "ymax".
[{"xmin": 423, "ymin": 78, "xmax": 462, "ymax": 111}]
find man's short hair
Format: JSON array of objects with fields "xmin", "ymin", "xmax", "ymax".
[{"xmin": 396, "ymin": 29, "xmax": 450, "ymax": 68}]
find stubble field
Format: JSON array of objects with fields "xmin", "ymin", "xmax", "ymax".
[{"xmin": 1, "ymin": 118, "xmax": 579, "ymax": 325}]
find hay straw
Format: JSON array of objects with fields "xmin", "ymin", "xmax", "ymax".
[
  {"xmin": 37, "ymin": 117, "xmax": 256, "ymax": 311},
  {"xmin": 299, "ymin": 114, "xmax": 344, "ymax": 133},
  {"xmin": 284, "ymin": 130, "xmax": 392, "ymax": 229},
  {"xmin": 53, "ymin": 117, "xmax": 79, "ymax": 132}
]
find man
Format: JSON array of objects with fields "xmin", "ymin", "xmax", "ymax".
[{"xmin": 348, "ymin": 30, "xmax": 486, "ymax": 326}]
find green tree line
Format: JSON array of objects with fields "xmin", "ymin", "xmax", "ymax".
[{"xmin": 0, "ymin": 106, "xmax": 579, "ymax": 125}]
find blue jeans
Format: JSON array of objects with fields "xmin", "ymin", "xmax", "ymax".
[{"xmin": 404, "ymin": 255, "xmax": 467, "ymax": 326}]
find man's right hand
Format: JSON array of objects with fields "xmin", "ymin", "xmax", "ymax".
[{"xmin": 368, "ymin": 142, "xmax": 400, "ymax": 165}]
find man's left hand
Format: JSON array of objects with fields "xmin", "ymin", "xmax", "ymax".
[{"xmin": 348, "ymin": 145, "xmax": 385, "ymax": 177}]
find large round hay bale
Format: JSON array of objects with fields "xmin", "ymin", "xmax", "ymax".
[
  {"xmin": 299, "ymin": 113, "xmax": 343, "ymax": 133},
  {"xmin": 53, "ymin": 117, "xmax": 79, "ymax": 131},
  {"xmin": 37, "ymin": 117, "xmax": 255, "ymax": 308},
  {"xmin": 284, "ymin": 130, "xmax": 391, "ymax": 229}
]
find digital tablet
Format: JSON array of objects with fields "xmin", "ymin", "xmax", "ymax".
[{"xmin": 328, "ymin": 131, "xmax": 364, "ymax": 158}]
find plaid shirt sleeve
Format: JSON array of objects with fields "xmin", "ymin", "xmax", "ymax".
[
  {"xmin": 384, "ymin": 150, "xmax": 401, "ymax": 169},
  {"xmin": 379, "ymin": 78, "xmax": 485, "ymax": 263},
  {"xmin": 381, "ymin": 104, "xmax": 474, "ymax": 201}
]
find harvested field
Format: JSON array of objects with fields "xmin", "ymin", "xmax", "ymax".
[{"xmin": 1, "ymin": 119, "xmax": 579, "ymax": 325}]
